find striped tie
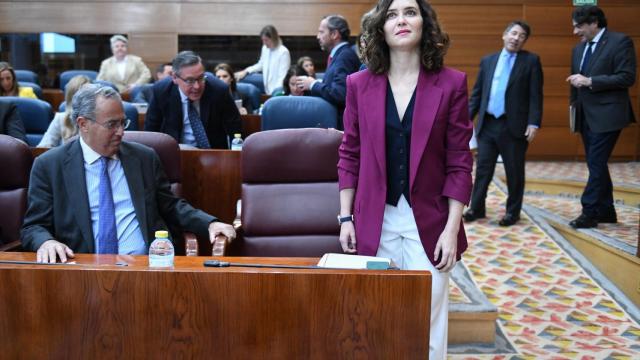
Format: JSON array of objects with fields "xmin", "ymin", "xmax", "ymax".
[{"xmin": 97, "ymin": 157, "xmax": 118, "ymax": 254}]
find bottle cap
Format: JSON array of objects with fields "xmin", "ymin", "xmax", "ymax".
[
  {"xmin": 155, "ymin": 230, "xmax": 169, "ymax": 238},
  {"xmin": 234, "ymin": 133, "xmax": 242, "ymax": 138}
]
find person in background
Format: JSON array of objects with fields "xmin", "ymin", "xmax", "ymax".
[
  {"xmin": 463, "ymin": 21, "xmax": 543, "ymax": 227},
  {"xmin": 132, "ymin": 62, "xmax": 173, "ymax": 104},
  {"xmin": 566, "ymin": 6, "xmax": 636, "ymax": 228},
  {"xmin": 235, "ymin": 25, "xmax": 291, "ymax": 95},
  {"xmin": 337, "ymin": 1, "xmax": 472, "ymax": 358},
  {"xmin": 282, "ymin": 66, "xmax": 308, "ymax": 96},
  {"xmin": 214, "ymin": 63, "xmax": 252, "ymax": 115},
  {"xmin": 21, "ymin": 84, "xmax": 235, "ymax": 263},
  {"xmin": 297, "ymin": 56, "xmax": 316, "ymax": 78},
  {"xmin": 38, "ymin": 75, "xmax": 92, "ymax": 147},
  {"xmin": 145, "ymin": 51, "xmax": 241, "ymax": 149},
  {"xmin": 0, "ymin": 100, "xmax": 27, "ymax": 143},
  {"xmin": 296, "ymin": 14, "xmax": 360, "ymax": 129},
  {"xmin": 0, "ymin": 62, "xmax": 37, "ymax": 99},
  {"xmin": 97, "ymin": 35, "xmax": 151, "ymax": 93}
]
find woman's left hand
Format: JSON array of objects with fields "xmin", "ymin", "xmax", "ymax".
[{"xmin": 434, "ymin": 228, "xmax": 458, "ymax": 272}]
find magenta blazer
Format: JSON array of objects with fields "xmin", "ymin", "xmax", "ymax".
[{"xmin": 338, "ymin": 67, "xmax": 473, "ymax": 265}]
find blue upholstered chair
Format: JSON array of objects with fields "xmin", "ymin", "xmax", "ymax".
[
  {"xmin": 236, "ymin": 83, "xmax": 262, "ymax": 112},
  {"xmin": 261, "ymin": 96, "xmax": 337, "ymax": 131},
  {"xmin": 59, "ymin": 101, "xmax": 138, "ymax": 130},
  {"xmin": 0, "ymin": 97, "xmax": 52, "ymax": 146},
  {"xmin": 18, "ymin": 82, "xmax": 43, "ymax": 99},
  {"xmin": 14, "ymin": 70, "xmax": 39, "ymax": 85},
  {"xmin": 239, "ymin": 73, "xmax": 265, "ymax": 94},
  {"xmin": 59, "ymin": 70, "xmax": 98, "ymax": 91}
]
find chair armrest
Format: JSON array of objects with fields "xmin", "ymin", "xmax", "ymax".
[{"xmin": 0, "ymin": 240, "xmax": 22, "ymax": 252}]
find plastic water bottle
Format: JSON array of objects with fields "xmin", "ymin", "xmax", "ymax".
[
  {"xmin": 148, "ymin": 230, "xmax": 174, "ymax": 268},
  {"xmin": 231, "ymin": 133, "xmax": 244, "ymax": 151}
]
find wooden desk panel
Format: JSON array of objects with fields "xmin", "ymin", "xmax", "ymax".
[{"xmin": 0, "ymin": 253, "xmax": 431, "ymax": 358}]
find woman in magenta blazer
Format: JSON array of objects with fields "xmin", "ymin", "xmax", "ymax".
[{"xmin": 337, "ymin": 0, "xmax": 472, "ymax": 358}]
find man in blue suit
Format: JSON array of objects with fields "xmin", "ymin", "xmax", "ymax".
[
  {"xmin": 145, "ymin": 51, "xmax": 241, "ymax": 149},
  {"xmin": 566, "ymin": 6, "xmax": 636, "ymax": 228},
  {"xmin": 297, "ymin": 14, "xmax": 361, "ymax": 129}
]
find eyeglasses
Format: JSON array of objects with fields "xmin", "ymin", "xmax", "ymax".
[
  {"xmin": 94, "ymin": 118, "xmax": 130, "ymax": 131},
  {"xmin": 175, "ymin": 73, "xmax": 207, "ymax": 86}
]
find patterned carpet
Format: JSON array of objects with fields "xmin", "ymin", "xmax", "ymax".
[{"xmin": 449, "ymin": 161, "xmax": 640, "ymax": 359}]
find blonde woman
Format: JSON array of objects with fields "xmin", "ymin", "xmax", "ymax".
[
  {"xmin": 38, "ymin": 75, "xmax": 92, "ymax": 147},
  {"xmin": 0, "ymin": 62, "xmax": 37, "ymax": 99}
]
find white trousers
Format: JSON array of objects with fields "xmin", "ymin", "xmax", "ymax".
[{"xmin": 376, "ymin": 195, "xmax": 449, "ymax": 360}]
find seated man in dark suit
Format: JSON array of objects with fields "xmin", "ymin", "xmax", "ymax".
[
  {"xmin": 0, "ymin": 100, "xmax": 27, "ymax": 143},
  {"xmin": 145, "ymin": 51, "xmax": 242, "ymax": 149},
  {"xmin": 296, "ymin": 14, "xmax": 361, "ymax": 129},
  {"xmin": 21, "ymin": 84, "xmax": 235, "ymax": 263}
]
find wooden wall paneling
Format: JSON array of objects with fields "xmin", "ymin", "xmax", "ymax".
[
  {"xmin": 127, "ymin": 33, "xmax": 178, "ymax": 70},
  {"xmin": 178, "ymin": 3, "xmax": 375, "ymax": 36},
  {"xmin": 447, "ymin": 36, "xmax": 503, "ymax": 66},
  {"xmin": 525, "ymin": 4, "xmax": 640, "ymax": 36},
  {"xmin": 435, "ymin": 5, "xmax": 523, "ymax": 35},
  {"xmin": 525, "ymin": 36, "xmax": 575, "ymax": 67},
  {"xmin": 0, "ymin": 3, "xmax": 180, "ymax": 34},
  {"xmin": 541, "ymin": 96, "xmax": 569, "ymax": 127},
  {"xmin": 527, "ymin": 127, "xmax": 580, "ymax": 159}
]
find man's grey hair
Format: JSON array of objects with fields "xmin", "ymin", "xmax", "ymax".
[
  {"xmin": 172, "ymin": 51, "xmax": 203, "ymax": 76},
  {"xmin": 110, "ymin": 34, "xmax": 128, "ymax": 47},
  {"xmin": 71, "ymin": 84, "xmax": 122, "ymax": 124},
  {"xmin": 324, "ymin": 14, "xmax": 351, "ymax": 42}
]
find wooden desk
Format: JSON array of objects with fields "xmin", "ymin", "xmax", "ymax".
[{"xmin": 0, "ymin": 253, "xmax": 431, "ymax": 358}]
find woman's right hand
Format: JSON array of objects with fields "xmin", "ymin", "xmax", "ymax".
[
  {"xmin": 234, "ymin": 70, "xmax": 248, "ymax": 80},
  {"xmin": 339, "ymin": 222, "xmax": 357, "ymax": 253}
]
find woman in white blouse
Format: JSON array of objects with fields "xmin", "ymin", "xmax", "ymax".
[{"xmin": 235, "ymin": 25, "xmax": 290, "ymax": 95}]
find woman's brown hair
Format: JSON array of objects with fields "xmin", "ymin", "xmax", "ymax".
[{"xmin": 361, "ymin": 0, "xmax": 449, "ymax": 74}]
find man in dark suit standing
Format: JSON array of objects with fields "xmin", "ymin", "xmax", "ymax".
[
  {"xmin": 0, "ymin": 101, "xmax": 27, "ymax": 143},
  {"xmin": 566, "ymin": 6, "xmax": 636, "ymax": 228},
  {"xmin": 296, "ymin": 14, "xmax": 360, "ymax": 129},
  {"xmin": 463, "ymin": 21, "xmax": 543, "ymax": 226},
  {"xmin": 145, "ymin": 51, "xmax": 241, "ymax": 149},
  {"xmin": 21, "ymin": 84, "xmax": 235, "ymax": 263}
]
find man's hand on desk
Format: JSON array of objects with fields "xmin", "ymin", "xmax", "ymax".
[
  {"xmin": 208, "ymin": 221, "xmax": 236, "ymax": 244},
  {"xmin": 37, "ymin": 240, "xmax": 75, "ymax": 263}
]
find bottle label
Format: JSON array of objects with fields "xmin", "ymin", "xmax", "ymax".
[
  {"xmin": 231, "ymin": 144, "xmax": 242, "ymax": 151},
  {"xmin": 149, "ymin": 254, "xmax": 174, "ymax": 268}
]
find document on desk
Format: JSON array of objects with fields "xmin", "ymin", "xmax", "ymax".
[{"xmin": 317, "ymin": 253, "xmax": 393, "ymax": 269}]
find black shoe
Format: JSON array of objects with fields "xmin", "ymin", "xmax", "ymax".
[
  {"xmin": 596, "ymin": 212, "xmax": 617, "ymax": 224},
  {"xmin": 498, "ymin": 214, "xmax": 520, "ymax": 226},
  {"xmin": 463, "ymin": 209, "xmax": 485, "ymax": 222},
  {"xmin": 569, "ymin": 214, "xmax": 598, "ymax": 228}
]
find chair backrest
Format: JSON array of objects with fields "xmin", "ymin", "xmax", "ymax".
[
  {"xmin": 236, "ymin": 82, "xmax": 261, "ymax": 112},
  {"xmin": 239, "ymin": 72, "xmax": 265, "ymax": 94},
  {"xmin": 14, "ymin": 70, "xmax": 38, "ymax": 85},
  {"xmin": 261, "ymin": 96, "xmax": 337, "ymax": 131},
  {"xmin": 122, "ymin": 131, "xmax": 182, "ymax": 196},
  {"xmin": 129, "ymin": 83, "xmax": 153, "ymax": 103},
  {"xmin": 0, "ymin": 97, "xmax": 52, "ymax": 146},
  {"xmin": 231, "ymin": 128, "xmax": 344, "ymax": 257},
  {"xmin": 18, "ymin": 82, "xmax": 43, "ymax": 99},
  {"xmin": 0, "ymin": 134, "xmax": 33, "ymax": 247},
  {"xmin": 59, "ymin": 70, "xmax": 98, "ymax": 91}
]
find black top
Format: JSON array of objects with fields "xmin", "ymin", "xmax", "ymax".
[{"xmin": 385, "ymin": 82, "xmax": 416, "ymax": 206}]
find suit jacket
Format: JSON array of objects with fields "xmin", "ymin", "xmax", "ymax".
[
  {"xmin": 338, "ymin": 67, "xmax": 473, "ymax": 265},
  {"xmin": 145, "ymin": 77, "xmax": 242, "ymax": 149},
  {"xmin": 97, "ymin": 55, "xmax": 152, "ymax": 92},
  {"xmin": 0, "ymin": 101, "xmax": 27, "ymax": 143},
  {"xmin": 311, "ymin": 43, "xmax": 360, "ymax": 126},
  {"xmin": 469, "ymin": 50, "xmax": 543, "ymax": 138},
  {"xmin": 570, "ymin": 30, "xmax": 636, "ymax": 133},
  {"xmin": 21, "ymin": 140, "xmax": 216, "ymax": 252}
]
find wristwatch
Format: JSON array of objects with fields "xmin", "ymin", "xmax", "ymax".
[{"xmin": 337, "ymin": 215, "xmax": 354, "ymax": 226}]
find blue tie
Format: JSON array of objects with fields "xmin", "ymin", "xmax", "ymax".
[
  {"xmin": 97, "ymin": 157, "xmax": 118, "ymax": 254},
  {"xmin": 580, "ymin": 41, "xmax": 595, "ymax": 74},
  {"xmin": 188, "ymin": 101, "xmax": 211, "ymax": 149},
  {"xmin": 488, "ymin": 52, "xmax": 514, "ymax": 118}
]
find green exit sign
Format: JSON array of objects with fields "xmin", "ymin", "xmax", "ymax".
[{"xmin": 573, "ymin": 0, "xmax": 597, "ymax": 5}]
